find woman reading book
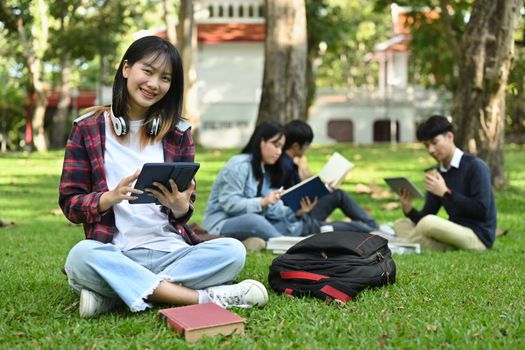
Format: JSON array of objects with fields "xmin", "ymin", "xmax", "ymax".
[
  {"xmin": 59, "ymin": 36, "xmax": 267, "ymax": 318},
  {"xmin": 202, "ymin": 121, "xmax": 378, "ymax": 246}
]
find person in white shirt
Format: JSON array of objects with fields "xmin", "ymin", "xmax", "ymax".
[
  {"xmin": 394, "ymin": 115, "xmax": 496, "ymax": 251},
  {"xmin": 59, "ymin": 36, "xmax": 267, "ymax": 318}
]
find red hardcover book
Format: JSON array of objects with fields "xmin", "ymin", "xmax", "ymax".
[{"xmin": 157, "ymin": 303, "xmax": 245, "ymax": 343}]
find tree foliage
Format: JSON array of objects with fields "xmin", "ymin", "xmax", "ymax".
[
  {"xmin": 0, "ymin": 0, "xmax": 149, "ymax": 151},
  {"xmin": 309, "ymin": 0, "xmax": 391, "ymax": 89}
]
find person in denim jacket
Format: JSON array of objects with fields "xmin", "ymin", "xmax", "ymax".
[{"xmin": 202, "ymin": 121, "xmax": 374, "ymax": 243}]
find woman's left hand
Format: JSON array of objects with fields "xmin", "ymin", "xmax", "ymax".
[
  {"xmin": 295, "ymin": 196, "xmax": 318, "ymax": 216},
  {"xmin": 146, "ymin": 179, "xmax": 195, "ymax": 218}
]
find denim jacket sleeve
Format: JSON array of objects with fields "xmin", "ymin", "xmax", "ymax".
[{"xmin": 217, "ymin": 159, "xmax": 263, "ymax": 215}]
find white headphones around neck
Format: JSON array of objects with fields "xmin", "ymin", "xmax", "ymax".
[
  {"xmin": 109, "ymin": 107, "xmax": 128, "ymax": 136},
  {"xmin": 109, "ymin": 106, "xmax": 160, "ymax": 136}
]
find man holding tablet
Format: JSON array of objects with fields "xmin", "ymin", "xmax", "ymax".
[{"xmin": 394, "ymin": 115, "xmax": 497, "ymax": 251}]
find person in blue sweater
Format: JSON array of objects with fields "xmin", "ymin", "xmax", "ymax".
[
  {"xmin": 282, "ymin": 120, "xmax": 380, "ymax": 234},
  {"xmin": 394, "ymin": 115, "xmax": 497, "ymax": 251}
]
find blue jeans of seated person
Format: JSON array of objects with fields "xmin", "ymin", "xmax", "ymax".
[
  {"xmin": 309, "ymin": 189, "xmax": 379, "ymax": 234},
  {"xmin": 220, "ymin": 190, "xmax": 378, "ymax": 240},
  {"xmin": 64, "ymin": 238, "xmax": 245, "ymax": 312},
  {"xmin": 220, "ymin": 213, "xmax": 290, "ymax": 241}
]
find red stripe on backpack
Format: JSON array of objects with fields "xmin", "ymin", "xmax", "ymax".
[
  {"xmin": 280, "ymin": 271, "xmax": 329, "ymax": 281},
  {"xmin": 320, "ymin": 285, "xmax": 352, "ymax": 303}
]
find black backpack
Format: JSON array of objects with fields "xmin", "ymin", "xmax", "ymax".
[{"xmin": 268, "ymin": 231, "xmax": 396, "ymax": 303}]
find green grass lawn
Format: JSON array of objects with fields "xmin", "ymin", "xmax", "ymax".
[{"xmin": 1, "ymin": 144, "xmax": 524, "ymax": 349}]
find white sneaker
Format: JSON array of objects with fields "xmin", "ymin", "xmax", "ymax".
[
  {"xmin": 206, "ymin": 280, "xmax": 268, "ymax": 309},
  {"xmin": 79, "ymin": 289, "xmax": 121, "ymax": 318}
]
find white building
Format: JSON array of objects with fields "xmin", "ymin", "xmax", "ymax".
[
  {"xmin": 194, "ymin": 0, "xmax": 266, "ymax": 147},
  {"xmin": 158, "ymin": 2, "xmax": 449, "ymax": 147}
]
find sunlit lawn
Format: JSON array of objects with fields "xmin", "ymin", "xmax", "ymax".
[{"xmin": 1, "ymin": 143, "xmax": 524, "ymax": 349}]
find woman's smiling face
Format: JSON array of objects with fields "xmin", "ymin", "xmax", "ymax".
[{"xmin": 122, "ymin": 53, "xmax": 172, "ymax": 120}]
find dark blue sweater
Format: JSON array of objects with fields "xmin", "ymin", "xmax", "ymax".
[
  {"xmin": 407, "ymin": 153, "xmax": 497, "ymax": 248},
  {"xmin": 281, "ymin": 153, "xmax": 302, "ymax": 189}
]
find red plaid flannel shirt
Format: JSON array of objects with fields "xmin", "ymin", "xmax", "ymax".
[{"xmin": 59, "ymin": 110, "xmax": 201, "ymax": 245}]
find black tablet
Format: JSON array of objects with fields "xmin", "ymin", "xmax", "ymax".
[
  {"xmin": 129, "ymin": 162, "xmax": 200, "ymax": 204},
  {"xmin": 384, "ymin": 177, "xmax": 424, "ymax": 199}
]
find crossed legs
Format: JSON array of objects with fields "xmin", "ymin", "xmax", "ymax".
[{"xmin": 394, "ymin": 215, "xmax": 486, "ymax": 251}]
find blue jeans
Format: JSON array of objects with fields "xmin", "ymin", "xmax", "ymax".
[
  {"xmin": 220, "ymin": 213, "xmax": 285, "ymax": 240},
  {"xmin": 64, "ymin": 238, "xmax": 245, "ymax": 312},
  {"xmin": 308, "ymin": 189, "xmax": 379, "ymax": 233}
]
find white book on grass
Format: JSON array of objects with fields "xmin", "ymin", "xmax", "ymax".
[
  {"xmin": 388, "ymin": 242, "xmax": 421, "ymax": 255},
  {"xmin": 266, "ymin": 236, "xmax": 311, "ymax": 254},
  {"xmin": 318, "ymin": 152, "xmax": 354, "ymax": 188}
]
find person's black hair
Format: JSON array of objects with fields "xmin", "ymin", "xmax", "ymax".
[
  {"xmin": 112, "ymin": 35, "xmax": 184, "ymax": 141},
  {"xmin": 241, "ymin": 121, "xmax": 285, "ymax": 187},
  {"xmin": 283, "ymin": 119, "xmax": 314, "ymax": 151},
  {"xmin": 416, "ymin": 115, "xmax": 454, "ymax": 141}
]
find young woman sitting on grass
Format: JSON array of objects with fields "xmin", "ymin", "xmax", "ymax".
[
  {"xmin": 59, "ymin": 36, "xmax": 267, "ymax": 318},
  {"xmin": 202, "ymin": 121, "xmax": 375, "ymax": 250}
]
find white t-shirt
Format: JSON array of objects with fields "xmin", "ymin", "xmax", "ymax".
[{"xmin": 104, "ymin": 112, "xmax": 188, "ymax": 252}]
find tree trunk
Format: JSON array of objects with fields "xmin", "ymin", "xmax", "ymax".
[
  {"xmin": 452, "ymin": 0, "xmax": 521, "ymax": 188},
  {"xmin": 177, "ymin": 0, "xmax": 200, "ymax": 144},
  {"xmin": 51, "ymin": 52, "xmax": 71, "ymax": 149},
  {"xmin": 257, "ymin": 0, "xmax": 308, "ymax": 125},
  {"xmin": 163, "ymin": 0, "xmax": 177, "ymax": 45},
  {"xmin": 305, "ymin": 47, "xmax": 317, "ymax": 120},
  {"xmin": 16, "ymin": 0, "xmax": 49, "ymax": 152}
]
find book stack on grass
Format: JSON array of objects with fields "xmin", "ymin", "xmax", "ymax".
[
  {"xmin": 157, "ymin": 303, "xmax": 245, "ymax": 343},
  {"xmin": 387, "ymin": 242, "xmax": 421, "ymax": 255},
  {"xmin": 369, "ymin": 231, "xmax": 421, "ymax": 255},
  {"xmin": 266, "ymin": 236, "xmax": 310, "ymax": 254}
]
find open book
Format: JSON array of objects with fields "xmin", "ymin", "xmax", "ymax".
[
  {"xmin": 318, "ymin": 152, "xmax": 354, "ymax": 188},
  {"xmin": 281, "ymin": 176, "xmax": 329, "ymax": 212},
  {"xmin": 157, "ymin": 303, "xmax": 245, "ymax": 343}
]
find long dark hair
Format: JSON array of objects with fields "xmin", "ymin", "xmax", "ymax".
[
  {"xmin": 241, "ymin": 121, "xmax": 285, "ymax": 187},
  {"xmin": 112, "ymin": 35, "xmax": 184, "ymax": 142}
]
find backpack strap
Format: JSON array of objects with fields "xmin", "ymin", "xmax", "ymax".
[
  {"xmin": 73, "ymin": 110, "xmax": 96, "ymax": 124},
  {"xmin": 175, "ymin": 119, "xmax": 191, "ymax": 132}
]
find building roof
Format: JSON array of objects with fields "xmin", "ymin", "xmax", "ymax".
[
  {"xmin": 46, "ymin": 90, "xmax": 97, "ymax": 109},
  {"xmin": 155, "ymin": 23, "xmax": 265, "ymax": 44},
  {"xmin": 197, "ymin": 23, "xmax": 265, "ymax": 43}
]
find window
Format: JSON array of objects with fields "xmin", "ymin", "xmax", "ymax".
[
  {"xmin": 373, "ymin": 120, "xmax": 400, "ymax": 142},
  {"xmin": 327, "ymin": 120, "xmax": 354, "ymax": 142}
]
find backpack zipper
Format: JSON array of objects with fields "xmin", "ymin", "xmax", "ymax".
[{"xmin": 377, "ymin": 251, "xmax": 391, "ymax": 284}]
